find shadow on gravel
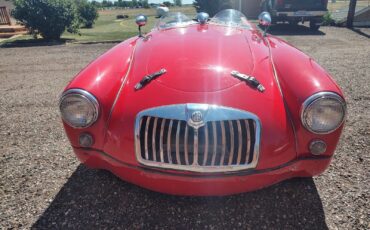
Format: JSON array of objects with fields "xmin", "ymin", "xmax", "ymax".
[
  {"xmin": 32, "ymin": 165, "xmax": 327, "ymax": 229},
  {"xmin": 349, "ymin": 28, "xmax": 370, "ymax": 39},
  {"xmin": 0, "ymin": 38, "xmax": 74, "ymax": 48},
  {"xmin": 268, "ymin": 24, "xmax": 326, "ymax": 36}
]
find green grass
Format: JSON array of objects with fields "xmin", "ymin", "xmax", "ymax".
[
  {"xmin": 64, "ymin": 6, "xmax": 195, "ymax": 43},
  {"xmin": 0, "ymin": 6, "xmax": 196, "ymax": 46}
]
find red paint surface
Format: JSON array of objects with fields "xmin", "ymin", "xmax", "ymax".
[{"xmin": 62, "ymin": 22, "xmax": 345, "ymax": 195}]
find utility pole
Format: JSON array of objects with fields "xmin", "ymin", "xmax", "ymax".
[{"xmin": 347, "ymin": 0, "xmax": 357, "ymax": 27}]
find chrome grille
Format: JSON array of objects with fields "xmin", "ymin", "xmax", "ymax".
[{"xmin": 135, "ymin": 104, "xmax": 260, "ymax": 173}]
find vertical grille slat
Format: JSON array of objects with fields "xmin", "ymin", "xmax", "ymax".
[
  {"xmin": 184, "ymin": 124, "xmax": 189, "ymax": 165},
  {"xmin": 236, "ymin": 120, "xmax": 243, "ymax": 165},
  {"xmin": 152, "ymin": 118, "xmax": 158, "ymax": 161},
  {"xmin": 137, "ymin": 109, "xmax": 259, "ymax": 173},
  {"xmin": 220, "ymin": 121, "xmax": 226, "ymax": 166},
  {"xmin": 167, "ymin": 120, "xmax": 173, "ymax": 164},
  {"xmin": 245, "ymin": 119, "xmax": 251, "ymax": 164},
  {"xmin": 228, "ymin": 121, "xmax": 235, "ymax": 165},
  {"xmin": 193, "ymin": 129, "xmax": 199, "ymax": 166},
  {"xmin": 211, "ymin": 121, "xmax": 218, "ymax": 166},
  {"xmin": 203, "ymin": 124, "xmax": 209, "ymax": 166},
  {"xmin": 144, "ymin": 117, "xmax": 151, "ymax": 160},
  {"xmin": 159, "ymin": 119, "xmax": 165, "ymax": 163},
  {"xmin": 175, "ymin": 121, "xmax": 181, "ymax": 165}
]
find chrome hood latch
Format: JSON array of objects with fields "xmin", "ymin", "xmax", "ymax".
[
  {"xmin": 231, "ymin": 71, "xmax": 265, "ymax": 92},
  {"xmin": 135, "ymin": 69, "xmax": 167, "ymax": 90}
]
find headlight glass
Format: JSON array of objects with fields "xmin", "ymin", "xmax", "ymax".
[
  {"xmin": 301, "ymin": 92, "xmax": 346, "ymax": 134},
  {"xmin": 59, "ymin": 89, "xmax": 99, "ymax": 128}
]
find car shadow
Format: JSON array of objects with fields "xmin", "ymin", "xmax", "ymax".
[
  {"xmin": 267, "ymin": 24, "xmax": 326, "ymax": 36},
  {"xmin": 32, "ymin": 165, "xmax": 328, "ymax": 229}
]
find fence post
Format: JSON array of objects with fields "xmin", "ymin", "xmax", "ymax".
[{"xmin": 347, "ymin": 0, "xmax": 357, "ymax": 27}]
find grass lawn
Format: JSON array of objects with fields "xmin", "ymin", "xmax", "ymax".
[
  {"xmin": 0, "ymin": 6, "xmax": 196, "ymax": 45},
  {"xmin": 63, "ymin": 6, "xmax": 196, "ymax": 42}
]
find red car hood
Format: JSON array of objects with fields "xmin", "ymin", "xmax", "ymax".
[
  {"xmin": 131, "ymin": 24, "xmax": 266, "ymax": 92},
  {"xmin": 103, "ymin": 25, "xmax": 297, "ymax": 170}
]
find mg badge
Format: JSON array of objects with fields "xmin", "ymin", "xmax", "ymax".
[
  {"xmin": 191, "ymin": 111, "xmax": 203, "ymax": 123},
  {"xmin": 186, "ymin": 104, "xmax": 208, "ymax": 129}
]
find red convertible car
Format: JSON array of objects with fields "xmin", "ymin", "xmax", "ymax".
[{"xmin": 59, "ymin": 10, "xmax": 346, "ymax": 196}]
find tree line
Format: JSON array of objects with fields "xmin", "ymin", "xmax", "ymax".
[
  {"xmin": 12, "ymin": 0, "xmax": 99, "ymax": 40},
  {"xmin": 91, "ymin": 0, "xmax": 182, "ymax": 9}
]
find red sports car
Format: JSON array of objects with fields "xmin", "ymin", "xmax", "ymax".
[{"xmin": 59, "ymin": 10, "xmax": 346, "ymax": 196}]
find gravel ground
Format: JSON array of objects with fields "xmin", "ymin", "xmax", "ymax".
[{"xmin": 0, "ymin": 26, "xmax": 369, "ymax": 229}]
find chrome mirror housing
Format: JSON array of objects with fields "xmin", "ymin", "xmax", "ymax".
[
  {"xmin": 258, "ymin": 11, "xmax": 272, "ymax": 36},
  {"xmin": 135, "ymin": 14, "xmax": 148, "ymax": 37},
  {"xmin": 197, "ymin": 12, "xmax": 209, "ymax": 24},
  {"xmin": 136, "ymin": 14, "xmax": 147, "ymax": 26}
]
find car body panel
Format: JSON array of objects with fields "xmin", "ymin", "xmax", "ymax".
[
  {"xmin": 74, "ymin": 147, "xmax": 332, "ymax": 196},
  {"xmin": 60, "ymin": 12, "xmax": 345, "ymax": 195}
]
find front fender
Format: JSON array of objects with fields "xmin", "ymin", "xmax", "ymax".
[
  {"xmin": 268, "ymin": 36, "xmax": 345, "ymax": 157},
  {"xmin": 62, "ymin": 37, "xmax": 138, "ymax": 149}
]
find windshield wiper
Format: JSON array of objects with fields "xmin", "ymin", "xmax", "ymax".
[
  {"xmin": 231, "ymin": 70, "xmax": 265, "ymax": 92},
  {"xmin": 135, "ymin": 69, "xmax": 167, "ymax": 90}
]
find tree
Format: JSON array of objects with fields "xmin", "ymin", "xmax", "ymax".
[
  {"xmin": 174, "ymin": 0, "xmax": 182, "ymax": 7},
  {"xmin": 12, "ymin": 0, "xmax": 79, "ymax": 40},
  {"xmin": 163, "ymin": 1, "xmax": 172, "ymax": 7},
  {"xmin": 101, "ymin": 0, "xmax": 113, "ymax": 8},
  {"xmin": 140, "ymin": 0, "xmax": 150, "ymax": 9},
  {"xmin": 132, "ymin": 0, "xmax": 138, "ymax": 8},
  {"xmin": 76, "ymin": 0, "xmax": 99, "ymax": 28},
  {"xmin": 193, "ymin": 0, "xmax": 232, "ymax": 16},
  {"xmin": 91, "ymin": 1, "xmax": 102, "ymax": 8},
  {"xmin": 347, "ymin": 0, "xmax": 357, "ymax": 28}
]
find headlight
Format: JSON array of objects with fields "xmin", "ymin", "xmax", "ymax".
[
  {"xmin": 301, "ymin": 92, "xmax": 346, "ymax": 134},
  {"xmin": 59, "ymin": 89, "xmax": 99, "ymax": 128}
]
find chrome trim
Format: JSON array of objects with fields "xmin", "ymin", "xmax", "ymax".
[
  {"xmin": 159, "ymin": 119, "xmax": 165, "ymax": 163},
  {"xmin": 220, "ymin": 121, "xmax": 226, "ymax": 165},
  {"xmin": 175, "ymin": 121, "xmax": 181, "ymax": 164},
  {"xmin": 59, "ymin": 89, "xmax": 100, "ymax": 129},
  {"xmin": 184, "ymin": 124, "xmax": 189, "ymax": 165},
  {"xmin": 203, "ymin": 123, "xmax": 209, "ymax": 166},
  {"xmin": 236, "ymin": 120, "xmax": 242, "ymax": 164},
  {"xmin": 135, "ymin": 104, "xmax": 261, "ymax": 173},
  {"xmin": 144, "ymin": 116, "xmax": 151, "ymax": 160},
  {"xmin": 300, "ymin": 92, "xmax": 346, "ymax": 135},
  {"xmin": 227, "ymin": 121, "xmax": 234, "ymax": 165},
  {"xmin": 167, "ymin": 120, "xmax": 173, "ymax": 163},
  {"xmin": 245, "ymin": 120, "xmax": 251, "ymax": 164},
  {"xmin": 152, "ymin": 117, "xmax": 158, "ymax": 161},
  {"xmin": 211, "ymin": 121, "xmax": 217, "ymax": 166}
]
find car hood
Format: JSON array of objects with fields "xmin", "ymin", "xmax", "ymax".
[{"xmin": 130, "ymin": 24, "xmax": 270, "ymax": 93}]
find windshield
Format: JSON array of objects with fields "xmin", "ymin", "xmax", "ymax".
[
  {"xmin": 210, "ymin": 9, "xmax": 250, "ymax": 29},
  {"xmin": 156, "ymin": 9, "xmax": 250, "ymax": 30},
  {"xmin": 156, "ymin": 12, "xmax": 196, "ymax": 29}
]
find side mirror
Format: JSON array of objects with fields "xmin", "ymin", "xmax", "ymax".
[
  {"xmin": 197, "ymin": 12, "xmax": 209, "ymax": 25},
  {"xmin": 258, "ymin": 11, "xmax": 272, "ymax": 36},
  {"xmin": 135, "ymin": 14, "xmax": 148, "ymax": 37}
]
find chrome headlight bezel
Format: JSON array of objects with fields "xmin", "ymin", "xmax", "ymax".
[
  {"xmin": 59, "ymin": 89, "xmax": 99, "ymax": 129},
  {"xmin": 301, "ymin": 92, "xmax": 346, "ymax": 134}
]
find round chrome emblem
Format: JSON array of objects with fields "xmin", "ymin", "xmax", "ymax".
[{"xmin": 191, "ymin": 111, "xmax": 203, "ymax": 123}]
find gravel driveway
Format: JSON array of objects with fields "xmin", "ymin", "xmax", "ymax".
[{"xmin": 0, "ymin": 26, "xmax": 369, "ymax": 229}]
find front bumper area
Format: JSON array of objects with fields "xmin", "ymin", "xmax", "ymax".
[{"xmin": 74, "ymin": 147, "xmax": 332, "ymax": 196}]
